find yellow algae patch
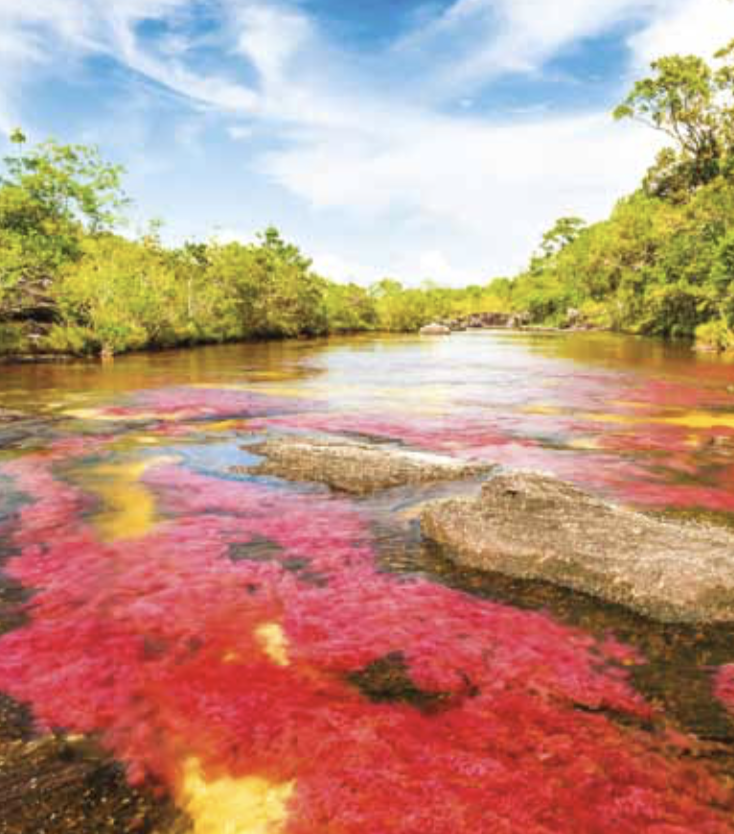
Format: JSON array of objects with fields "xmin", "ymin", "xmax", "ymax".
[
  {"xmin": 566, "ymin": 436, "xmax": 603, "ymax": 451},
  {"xmin": 521, "ymin": 404, "xmax": 567, "ymax": 416},
  {"xmin": 64, "ymin": 406, "xmax": 190, "ymax": 423},
  {"xmin": 255, "ymin": 623, "xmax": 290, "ymax": 667},
  {"xmin": 658, "ymin": 410, "xmax": 734, "ymax": 430},
  {"xmin": 222, "ymin": 650, "xmax": 241, "ymax": 664},
  {"xmin": 611, "ymin": 400, "xmax": 653, "ymax": 411},
  {"xmin": 222, "ymin": 623, "xmax": 289, "ymax": 667},
  {"xmin": 523, "ymin": 403, "xmax": 734, "ymax": 431},
  {"xmin": 81, "ymin": 456, "xmax": 177, "ymax": 542},
  {"xmin": 193, "ymin": 383, "xmax": 313, "ymax": 400},
  {"xmin": 181, "ymin": 758, "xmax": 294, "ymax": 834},
  {"xmin": 63, "ymin": 407, "xmax": 124, "ymax": 422},
  {"xmin": 193, "ymin": 419, "xmax": 249, "ymax": 433},
  {"xmin": 574, "ymin": 409, "xmax": 734, "ymax": 430},
  {"xmin": 580, "ymin": 411, "xmax": 658, "ymax": 426}
]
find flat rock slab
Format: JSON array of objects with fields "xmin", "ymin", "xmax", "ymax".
[
  {"xmin": 421, "ymin": 470, "xmax": 734, "ymax": 624},
  {"xmin": 241, "ymin": 435, "xmax": 492, "ymax": 494}
]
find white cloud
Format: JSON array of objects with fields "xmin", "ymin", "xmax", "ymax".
[
  {"xmin": 264, "ymin": 110, "xmax": 660, "ymax": 282},
  {"xmin": 236, "ymin": 3, "xmax": 312, "ymax": 87},
  {"xmin": 228, "ymin": 124, "xmax": 253, "ymax": 141},
  {"xmin": 311, "ymin": 251, "xmax": 379, "ymax": 285},
  {"xmin": 629, "ymin": 0, "xmax": 734, "ymax": 66},
  {"xmin": 312, "ymin": 248, "xmax": 481, "ymax": 287},
  {"xmin": 400, "ymin": 0, "xmax": 656, "ymax": 90},
  {"xmin": 251, "ymin": 0, "xmax": 732, "ymax": 282},
  {"xmin": 1, "ymin": 0, "xmax": 732, "ymax": 284},
  {"xmin": 0, "ymin": 0, "xmax": 259, "ymax": 128}
]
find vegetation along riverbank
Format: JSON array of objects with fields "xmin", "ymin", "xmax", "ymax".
[{"xmin": 5, "ymin": 41, "xmax": 734, "ymax": 357}]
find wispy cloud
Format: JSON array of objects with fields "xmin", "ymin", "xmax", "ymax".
[{"xmin": 0, "ymin": 0, "xmax": 731, "ymax": 284}]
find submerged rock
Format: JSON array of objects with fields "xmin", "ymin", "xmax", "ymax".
[
  {"xmin": 242, "ymin": 435, "xmax": 492, "ymax": 494},
  {"xmin": 419, "ymin": 323, "xmax": 451, "ymax": 336},
  {"xmin": 0, "ymin": 726, "xmax": 188, "ymax": 834},
  {"xmin": 421, "ymin": 470, "xmax": 734, "ymax": 624}
]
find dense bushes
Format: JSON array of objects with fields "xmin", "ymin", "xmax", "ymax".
[
  {"xmin": 0, "ymin": 134, "xmax": 503, "ymax": 356},
  {"xmin": 500, "ymin": 40, "xmax": 734, "ymax": 350},
  {"xmin": 502, "ymin": 180, "xmax": 734, "ymax": 345}
]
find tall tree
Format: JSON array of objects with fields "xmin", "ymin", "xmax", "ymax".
[
  {"xmin": 0, "ymin": 133, "xmax": 128, "ymax": 319},
  {"xmin": 614, "ymin": 52, "xmax": 734, "ymax": 197}
]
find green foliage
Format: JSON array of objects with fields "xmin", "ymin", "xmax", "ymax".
[
  {"xmin": 0, "ymin": 134, "xmax": 127, "ymax": 322},
  {"xmin": 614, "ymin": 49, "xmax": 734, "ymax": 197},
  {"xmin": 695, "ymin": 319, "xmax": 734, "ymax": 352},
  {"xmin": 324, "ymin": 283, "xmax": 379, "ymax": 333},
  {"xmin": 54, "ymin": 235, "xmax": 186, "ymax": 355},
  {"xmin": 500, "ymin": 37, "xmax": 734, "ymax": 350}
]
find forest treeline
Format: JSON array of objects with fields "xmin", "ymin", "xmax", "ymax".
[
  {"xmin": 4, "ymin": 38, "xmax": 734, "ymax": 356},
  {"xmin": 502, "ymin": 38, "xmax": 734, "ymax": 351},
  {"xmin": 0, "ymin": 131, "xmax": 504, "ymax": 357}
]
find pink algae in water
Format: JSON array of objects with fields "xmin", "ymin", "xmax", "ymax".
[
  {"xmin": 0, "ymin": 446, "xmax": 733, "ymax": 833},
  {"xmin": 86, "ymin": 386, "xmax": 316, "ymax": 423},
  {"xmin": 248, "ymin": 411, "xmax": 522, "ymax": 454},
  {"xmin": 715, "ymin": 666, "xmax": 734, "ymax": 715}
]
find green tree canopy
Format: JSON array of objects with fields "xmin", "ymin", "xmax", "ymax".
[
  {"xmin": 0, "ymin": 133, "xmax": 128, "ymax": 319},
  {"xmin": 614, "ymin": 51, "xmax": 734, "ymax": 197}
]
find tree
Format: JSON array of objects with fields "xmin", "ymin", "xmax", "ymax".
[
  {"xmin": 0, "ymin": 134, "xmax": 128, "ymax": 320},
  {"xmin": 614, "ymin": 53, "xmax": 734, "ymax": 196},
  {"xmin": 539, "ymin": 217, "xmax": 586, "ymax": 258}
]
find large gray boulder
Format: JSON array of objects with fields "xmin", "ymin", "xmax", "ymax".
[
  {"xmin": 242, "ymin": 435, "xmax": 492, "ymax": 494},
  {"xmin": 421, "ymin": 470, "xmax": 734, "ymax": 624}
]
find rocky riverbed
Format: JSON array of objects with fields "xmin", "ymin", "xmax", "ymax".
[{"xmin": 236, "ymin": 434, "xmax": 734, "ymax": 624}]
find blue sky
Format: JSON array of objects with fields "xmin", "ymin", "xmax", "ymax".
[{"xmin": 1, "ymin": 0, "xmax": 733, "ymax": 286}]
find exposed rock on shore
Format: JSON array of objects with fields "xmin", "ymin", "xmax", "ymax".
[
  {"xmin": 419, "ymin": 323, "xmax": 452, "ymax": 335},
  {"xmin": 240, "ymin": 435, "xmax": 492, "ymax": 494},
  {"xmin": 421, "ymin": 470, "xmax": 734, "ymax": 624}
]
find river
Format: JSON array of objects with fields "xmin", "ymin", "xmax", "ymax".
[{"xmin": 2, "ymin": 331, "xmax": 734, "ymax": 833}]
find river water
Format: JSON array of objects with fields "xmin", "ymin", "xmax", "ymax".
[{"xmin": 2, "ymin": 331, "xmax": 734, "ymax": 833}]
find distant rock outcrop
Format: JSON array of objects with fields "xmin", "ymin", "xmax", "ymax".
[
  {"xmin": 421, "ymin": 470, "xmax": 734, "ymax": 624},
  {"xmin": 419, "ymin": 323, "xmax": 452, "ymax": 335}
]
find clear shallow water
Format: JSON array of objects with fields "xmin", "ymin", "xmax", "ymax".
[{"xmin": 2, "ymin": 332, "xmax": 734, "ymax": 833}]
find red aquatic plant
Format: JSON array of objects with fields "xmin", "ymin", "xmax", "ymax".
[
  {"xmin": 93, "ymin": 386, "xmax": 317, "ymax": 423},
  {"xmin": 1, "ymin": 448, "xmax": 733, "ymax": 832},
  {"xmin": 715, "ymin": 665, "xmax": 734, "ymax": 717}
]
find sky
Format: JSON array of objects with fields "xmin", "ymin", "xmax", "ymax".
[{"xmin": 1, "ymin": 0, "xmax": 734, "ymax": 287}]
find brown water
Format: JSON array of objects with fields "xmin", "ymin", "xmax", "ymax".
[{"xmin": 2, "ymin": 331, "xmax": 734, "ymax": 834}]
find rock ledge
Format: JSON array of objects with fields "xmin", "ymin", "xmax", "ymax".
[
  {"xmin": 421, "ymin": 470, "xmax": 734, "ymax": 624},
  {"xmin": 242, "ymin": 435, "xmax": 492, "ymax": 494}
]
